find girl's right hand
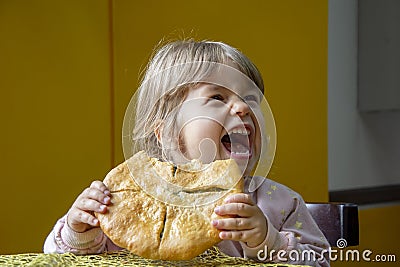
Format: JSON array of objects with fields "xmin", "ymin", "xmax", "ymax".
[{"xmin": 66, "ymin": 181, "xmax": 111, "ymax": 233}]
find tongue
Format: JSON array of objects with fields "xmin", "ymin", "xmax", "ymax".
[
  {"xmin": 221, "ymin": 133, "xmax": 251, "ymax": 155},
  {"xmin": 231, "ymin": 142, "xmax": 250, "ymax": 154}
]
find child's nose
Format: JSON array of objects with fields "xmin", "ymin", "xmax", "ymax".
[{"xmin": 229, "ymin": 98, "xmax": 250, "ymax": 117}]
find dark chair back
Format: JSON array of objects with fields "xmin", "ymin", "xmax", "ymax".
[{"xmin": 306, "ymin": 202, "xmax": 359, "ymax": 247}]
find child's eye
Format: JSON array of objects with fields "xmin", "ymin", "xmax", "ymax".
[
  {"xmin": 210, "ymin": 94, "xmax": 224, "ymax": 101},
  {"xmin": 243, "ymin": 95, "xmax": 259, "ymax": 103}
]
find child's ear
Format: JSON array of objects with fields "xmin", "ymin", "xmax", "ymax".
[{"xmin": 154, "ymin": 120, "xmax": 164, "ymax": 144}]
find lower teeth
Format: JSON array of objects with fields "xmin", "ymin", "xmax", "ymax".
[
  {"xmin": 232, "ymin": 151, "xmax": 250, "ymax": 155},
  {"xmin": 231, "ymin": 143, "xmax": 250, "ymax": 154}
]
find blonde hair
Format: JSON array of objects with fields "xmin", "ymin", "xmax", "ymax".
[{"xmin": 131, "ymin": 39, "xmax": 264, "ymax": 159}]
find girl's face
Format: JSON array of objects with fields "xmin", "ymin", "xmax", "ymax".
[{"xmin": 170, "ymin": 82, "xmax": 263, "ymax": 175}]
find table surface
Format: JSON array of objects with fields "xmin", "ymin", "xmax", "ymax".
[{"xmin": 0, "ymin": 247, "xmax": 312, "ymax": 267}]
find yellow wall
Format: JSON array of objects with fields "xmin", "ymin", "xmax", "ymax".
[
  {"xmin": 0, "ymin": 0, "xmax": 330, "ymax": 254},
  {"xmin": 0, "ymin": 0, "xmax": 111, "ymax": 253}
]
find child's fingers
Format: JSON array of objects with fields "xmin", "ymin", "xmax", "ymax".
[
  {"xmin": 81, "ymin": 187, "xmax": 111, "ymax": 205},
  {"xmin": 68, "ymin": 209, "xmax": 99, "ymax": 228},
  {"xmin": 212, "ymin": 217, "xmax": 253, "ymax": 230},
  {"xmin": 214, "ymin": 202, "xmax": 253, "ymax": 217},
  {"xmin": 66, "ymin": 181, "xmax": 110, "ymax": 232},
  {"xmin": 218, "ymin": 228, "xmax": 260, "ymax": 243},
  {"xmin": 76, "ymin": 198, "xmax": 108, "ymax": 214},
  {"xmin": 223, "ymin": 193, "xmax": 253, "ymax": 205},
  {"xmin": 90, "ymin": 180, "xmax": 110, "ymax": 195}
]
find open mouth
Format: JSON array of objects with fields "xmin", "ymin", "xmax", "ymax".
[{"xmin": 221, "ymin": 127, "xmax": 252, "ymax": 159}]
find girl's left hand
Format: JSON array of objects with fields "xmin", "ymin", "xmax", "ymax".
[{"xmin": 212, "ymin": 193, "xmax": 268, "ymax": 248}]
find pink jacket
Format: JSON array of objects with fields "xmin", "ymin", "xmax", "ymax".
[{"xmin": 44, "ymin": 177, "xmax": 330, "ymax": 266}]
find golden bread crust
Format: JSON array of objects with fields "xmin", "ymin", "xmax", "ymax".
[{"xmin": 95, "ymin": 151, "xmax": 243, "ymax": 260}]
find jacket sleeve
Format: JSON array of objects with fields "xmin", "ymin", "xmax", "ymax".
[
  {"xmin": 43, "ymin": 214, "xmax": 120, "ymax": 254},
  {"xmin": 240, "ymin": 177, "xmax": 330, "ymax": 267}
]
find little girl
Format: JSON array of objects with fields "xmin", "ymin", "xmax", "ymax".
[{"xmin": 44, "ymin": 39, "xmax": 330, "ymax": 266}]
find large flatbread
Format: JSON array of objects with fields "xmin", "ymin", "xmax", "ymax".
[{"xmin": 95, "ymin": 151, "xmax": 243, "ymax": 260}]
